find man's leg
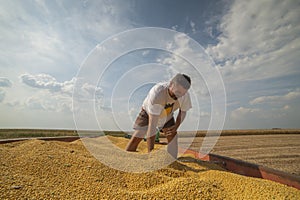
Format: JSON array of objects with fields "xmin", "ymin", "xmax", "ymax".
[
  {"xmin": 147, "ymin": 134, "xmax": 156, "ymax": 152},
  {"xmin": 166, "ymin": 133, "xmax": 178, "ymax": 158},
  {"xmin": 125, "ymin": 129, "xmax": 146, "ymax": 152}
]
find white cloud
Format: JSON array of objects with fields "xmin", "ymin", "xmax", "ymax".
[
  {"xmin": 26, "ymin": 96, "xmax": 46, "ymax": 111},
  {"xmin": 0, "ymin": 77, "xmax": 12, "ymax": 103},
  {"xmin": 25, "ymin": 92, "xmax": 74, "ymax": 113},
  {"xmin": 0, "ymin": 89, "xmax": 5, "ymax": 102},
  {"xmin": 206, "ymin": 0, "xmax": 300, "ymax": 81},
  {"xmin": 10, "ymin": 90, "xmax": 72, "ymax": 113},
  {"xmin": 228, "ymin": 103, "xmax": 300, "ymax": 129},
  {"xmin": 204, "ymin": 26, "xmax": 214, "ymax": 38},
  {"xmin": 231, "ymin": 106, "xmax": 260, "ymax": 120},
  {"xmin": 20, "ymin": 73, "xmax": 103, "ymax": 98},
  {"xmin": 5, "ymin": 100, "xmax": 22, "ymax": 108},
  {"xmin": 250, "ymin": 89, "xmax": 300, "ymax": 105},
  {"xmin": 0, "ymin": 77, "xmax": 12, "ymax": 87},
  {"xmin": 190, "ymin": 20, "xmax": 196, "ymax": 33},
  {"xmin": 20, "ymin": 74, "xmax": 63, "ymax": 92},
  {"xmin": 19, "ymin": 73, "xmax": 104, "ymax": 113},
  {"xmin": 171, "ymin": 25, "xmax": 178, "ymax": 31}
]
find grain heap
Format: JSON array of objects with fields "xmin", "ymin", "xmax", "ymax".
[{"xmin": 1, "ymin": 136, "xmax": 299, "ymax": 199}]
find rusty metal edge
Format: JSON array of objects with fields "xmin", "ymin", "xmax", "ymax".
[
  {"xmin": 0, "ymin": 136, "xmax": 81, "ymax": 144},
  {"xmin": 180, "ymin": 147, "xmax": 300, "ymax": 190}
]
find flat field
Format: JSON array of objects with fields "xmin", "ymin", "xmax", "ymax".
[
  {"xmin": 179, "ymin": 134, "xmax": 300, "ymax": 176},
  {"xmin": 0, "ymin": 129, "xmax": 124, "ymax": 139}
]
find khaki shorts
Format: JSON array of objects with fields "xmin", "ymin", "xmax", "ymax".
[{"xmin": 133, "ymin": 109, "xmax": 175, "ymax": 131}]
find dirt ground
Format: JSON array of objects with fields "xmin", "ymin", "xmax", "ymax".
[{"xmin": 178, "ymin": 134, "xmax": 300, "ymax": 176}]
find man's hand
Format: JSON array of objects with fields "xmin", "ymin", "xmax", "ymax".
[
  {"xmin": 162, "ymin": 110, "xmax": 186, "ymax": 137},
  {"xmin": 162, "ymin": 125, "xmax": 178, "ymax": 137}
]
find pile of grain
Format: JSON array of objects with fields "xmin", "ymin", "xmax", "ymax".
[{"xmin": 1, "ymin": 136, "xmax": 299, "ymax": 199}]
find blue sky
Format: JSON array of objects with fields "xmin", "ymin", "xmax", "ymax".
[{"xmin": 0, "ymin": 0, "xmax": 300, "ymax": 130}]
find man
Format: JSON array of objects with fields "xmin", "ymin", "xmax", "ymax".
[{"xmin": 126, "ymin": 73, "xmax": 192, "ymax": 158}]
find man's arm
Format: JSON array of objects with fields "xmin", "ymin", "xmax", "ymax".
[
  {"xmin": 175, "ymin": 110, "xmax": 186, "ymax": 129},
  {"xmin": 147, "ymin": 114, "xmax": 159, "ymax": 152},
  {"xmin": 163, "ymin": 110, "xmax": 187, "ymax": 136}
]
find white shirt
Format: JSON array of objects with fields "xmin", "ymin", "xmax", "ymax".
[{"xmin": 142, "ymin": 82, "xmax": 192, "ymax": 127}]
